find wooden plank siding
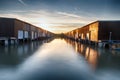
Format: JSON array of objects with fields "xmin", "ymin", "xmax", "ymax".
[
  {"xmin": 98, "ymin": 21, "xmax": 120, "ymax": 41},
  {"xmin": 0, "ymin": 18, "xmax": 14, "ymax": 38},
  {"xmin": 89, "ymin": 22, "xmax": 99, "ymax": 42}
]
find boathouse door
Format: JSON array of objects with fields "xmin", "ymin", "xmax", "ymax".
[{"xmin": 18, "ymin": 30, "xmax": 24, "ymax": 39}]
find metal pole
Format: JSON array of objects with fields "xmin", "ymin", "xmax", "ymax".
[
  {"xmin": 109, "ymin": 32, "xmax": 112, "ymax": 49},
  {"xmin": 109, "ymin": 32, "xmax": 112, "ymax": 41}
]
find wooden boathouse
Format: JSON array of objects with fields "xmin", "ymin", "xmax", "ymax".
[
  {"xmin": 65, "ymin": 21, "xmax": 120, "ymax": 48},
  {"xmin": 0, "ymin": 17, "xmax": 54, "ymax": 45}
]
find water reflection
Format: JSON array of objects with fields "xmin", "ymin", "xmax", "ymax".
[
  {"xmin": 0, "ymin": 39, "xmax": 95, "ymax": 80},
  {"xmin": 65, "ymin": 39, "xmax": 120, "ymax": 71},
  {"xmin": 0, "ymin": 39, "xmax": 52, "ymax": 67},
  {"xmin": 17, "ymin": 39, "xmax": 94, "ymax": 80},
  {"xmin": 65, "ymin": 39, "xmax": 99, "ymax": 70},
  {"xmin": 65, "ymin": 39, "xmax": 120, "ymax": 80},
  {"xmin": 0, "ymin": 38, "xmax": 120, "ymax": 80}
]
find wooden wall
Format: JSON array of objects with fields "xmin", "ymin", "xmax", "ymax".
[
  {"xmin": 99, "ymin": 21, "xmax": 120, "ymax": 41},
  {"xmin": 0, "ymin": 18, "xmax": 14, "ymax": 37}
]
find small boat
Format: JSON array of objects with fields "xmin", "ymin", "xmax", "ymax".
[{"xmin": 111, "ymin": 44, "xmax": 120, "ymax": 50}]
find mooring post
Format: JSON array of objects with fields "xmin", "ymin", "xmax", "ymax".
[{"xmin": 4, "ymin": 39, "xmax": 9, "ymax": 46}]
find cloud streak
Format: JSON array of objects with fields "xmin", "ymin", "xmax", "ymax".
[
  {"xmin": 57, "ymin": 12, "xmax": 82, "ymax": 18},
  {"xmin": 18, "ymin": 0, "xmax": 27, "ymax": 6},
  {"xmin": 0, "ymin": 10, "xmax": 98, "ymax": 33},
  {"xmin": 0, "ymin": 9, "xmax": 120, "ymax": 33}
]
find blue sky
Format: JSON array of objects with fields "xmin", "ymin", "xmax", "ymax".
[{"xmin": 0, "ymin": 0, "xmax": 120, "ymax": 33}]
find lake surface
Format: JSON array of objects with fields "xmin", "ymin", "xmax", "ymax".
[{"xmin": 0, "ymin": 38, "xmax": 120, "ymax": 80}]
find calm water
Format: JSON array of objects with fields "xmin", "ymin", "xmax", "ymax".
[{"xmin": 0, "ymin": 38, "xmax": 120, "ymax": 80}]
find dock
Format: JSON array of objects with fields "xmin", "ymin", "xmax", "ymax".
[
  {"xmin": 0, "ymin": 18, "xmax": 54, "ymax": 46},
  {"xmin": 64, "ymin": 21, "xmax": 120, "ymax": 49}
]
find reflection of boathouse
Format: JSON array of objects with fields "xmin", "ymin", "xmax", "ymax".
[
  {"xmin": 0, "ymin": 18, "xmax": 54, "ymax": 45},
  {"xmin": 65, "ymin": 21, "xmax": 120, "ymax": 48},
  {"xmin": 65, "ymin": 39, "xmax": 99, "ymax": 70},
  {"xmin": 65, "ymin": 38, "xmax": 120, "ymax": 70}
]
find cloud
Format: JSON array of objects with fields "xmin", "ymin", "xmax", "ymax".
[
  {"xmin": 57, "ymin": 12, "xmax": 82, "ymax": 18},
  {"xmin": 1, "ymin": 9, "xmax": 119, "ymax": 33},
  {"xmin": 0, "ymin": 10, "xmax": 96, "ymax": 33},
  {"xmin": 18, "ymin": 0, "xmax": 27, "ymax": 6}
]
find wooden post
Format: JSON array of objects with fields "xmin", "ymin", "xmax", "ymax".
[{"xmin": 4, "ymin": 39, "xmax": 9, "ymax": 46}]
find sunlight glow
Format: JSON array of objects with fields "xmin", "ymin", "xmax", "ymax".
[
  {"xmin": 39, "ymin": 18, "xmax": 50, "ymax": 29},
  {"xmin": 40, "ymin": 23, "xmax": 48, "ymax": 29}
]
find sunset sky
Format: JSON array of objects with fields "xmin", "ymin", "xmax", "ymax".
[{"xmin": 0, "ymin": 0, "xmax": 120, "ymax": 33}]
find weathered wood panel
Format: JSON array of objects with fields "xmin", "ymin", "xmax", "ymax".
[
  {"xmin": 99, "ymin": 21, "xmax": 120, "ymax": 41},
  {"xmin": 89, "ymin": 22, "xmax": 99, "ymax": 42},
  {"xmin": 0, "ymin": 18, "xmax": 14, "ymax": 37}
]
